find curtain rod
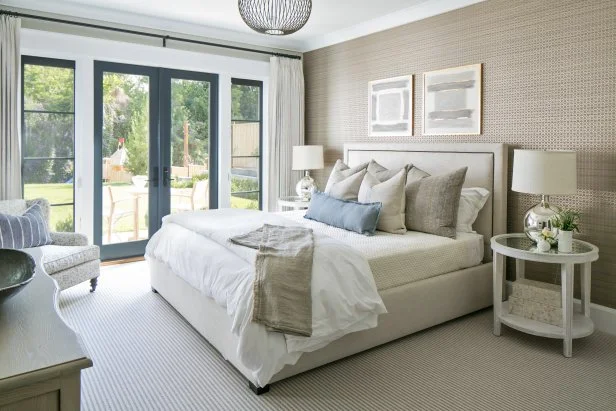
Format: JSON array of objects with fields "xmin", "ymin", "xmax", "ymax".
[{"xmin": 1, "ymin": 9, "xmax": 302, "ymax": 60}]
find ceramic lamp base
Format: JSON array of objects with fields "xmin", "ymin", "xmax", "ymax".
[
  {"xmin": 524, "ymin": 195, "xmax": 559, "ymax": 244},
  {"xmin": 296, "ymin": 171, "xmax": 316, "ymax": 200}
]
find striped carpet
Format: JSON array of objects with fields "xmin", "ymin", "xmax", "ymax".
[{"xmin": 59, "ymin": 262, "xmax": 616, "ymax": 411}]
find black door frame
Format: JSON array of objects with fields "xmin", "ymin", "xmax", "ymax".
[{"xmin": 94, "ymin": 62, "xmax": 218, "ymax": 260}]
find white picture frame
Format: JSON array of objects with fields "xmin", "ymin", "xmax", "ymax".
[
  {"xmin": 422, "ymin": 64, "xmax": 482, "ymax": 136},
  {"xmin": 368, "ymin": 75, "xmax": 413, "ymax": 137}
]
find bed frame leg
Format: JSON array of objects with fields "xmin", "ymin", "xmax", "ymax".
[
  {"xmin": 248, "ymin": 382, "xmax": 270, "ymax": 395},
  {"xmin": 151, "ymin": 287, "xmax": 158, "ymax": 294}
]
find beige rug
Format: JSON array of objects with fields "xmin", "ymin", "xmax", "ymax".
[{"xmin": 59, "ymin": 262, "xmax": 616, "ymax": 411}]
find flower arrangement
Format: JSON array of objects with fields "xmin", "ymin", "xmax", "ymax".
[
  {"xmin": 551, "ymin": 208, "xmax": 581, "ymax": 232},
  {"xmin": 539, "ymin": 227, "xmax": 558, "ymax": 246}
]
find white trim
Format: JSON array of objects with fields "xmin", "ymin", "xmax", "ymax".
[
  {"xmin": 7, "ymin": 0, "xmax": 486, "ymax": 53},
  {"xmin": 300, "ymin": 0, "xmax": 486, "ymax": 51},
  {"xmin": 6, "ymin": 0, "xmax": 303, "ymax": 52},
  {"xmin": 506, "ymin": 281, "xmax": 616, "ymax": 336}
]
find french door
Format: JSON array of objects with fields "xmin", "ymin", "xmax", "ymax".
[{"xmin": 94, "ymin": 62, "xmax": 218, "ymax": 260}]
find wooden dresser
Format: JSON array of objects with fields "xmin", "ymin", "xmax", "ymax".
[{"xmin": 0, "ymin": 248, "xmax": 92, "ymax": 411}]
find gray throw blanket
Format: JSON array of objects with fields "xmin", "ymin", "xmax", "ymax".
[{"xmin": 230, "ymin": 224, "xmax": 314, "ymax": 337}]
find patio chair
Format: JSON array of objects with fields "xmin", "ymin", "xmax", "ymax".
[
  {"xmin": 171, "ymin": 180, "xmax": 209, "ymax": 212},
  {"xmin": 103, "ymin": 185, "xmax": 136, "ymax": 243},
  {"xmin": 0, "ymin": 198, "xmax": 100, "ymax": 292}
]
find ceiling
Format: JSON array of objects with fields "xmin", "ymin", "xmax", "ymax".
[{"xmin": 6, "ymin": 0, "xmax": 484, "ymax": 52}]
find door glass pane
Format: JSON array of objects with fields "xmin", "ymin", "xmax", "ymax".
[
  {"xmin": 230, "ymin": 82, "xmax": 261, "ymax": 210},
  {"xmin": 101, "ymin": 73, "xmax": 149, "ymax": 244},
  {"xmin": 169, "ymin": 78, "xmax": 210, "ymax": 213}
]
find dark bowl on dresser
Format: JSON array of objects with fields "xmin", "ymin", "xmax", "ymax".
[{"xmin": 0, "ymin": 249, "xmax": 36, "ymax": 304}]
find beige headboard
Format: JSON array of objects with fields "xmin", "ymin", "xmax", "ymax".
[{"xmin": 344, "ymin": 143, "xmax": 508, "ymax": 259}]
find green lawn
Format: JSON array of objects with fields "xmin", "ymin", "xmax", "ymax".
[
  {"xmin": 24, "ymin": 183, "xmax": 258, "ymax": 233},
  {"xmin": 24, "ymin": 183, "xmax": 74, "ymax": 231}
]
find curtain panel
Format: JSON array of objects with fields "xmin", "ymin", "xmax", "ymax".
[
  {"xmin": 0, "ymin": 15, "xmax": 21, "ymax": 200},
  {"xmin": 267, "ymin": 57, "xmax": 305, "ymax": 211}
]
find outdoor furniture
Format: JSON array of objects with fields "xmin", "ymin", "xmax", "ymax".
[
  {"xmin": 0, "ymin": 198, "xmax": 100, "ymax": 293},
  {"xmin": 171, "ymin": 180, "xmax": 209, "ymax": 212},
  {"xmin": 104, "ymin": 185, "xmax": 137, "ymax": 243}
]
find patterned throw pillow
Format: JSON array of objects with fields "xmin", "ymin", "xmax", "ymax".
[{"xmin": 0, "ymin": 203, "xmax": 52, "ymax": 249}]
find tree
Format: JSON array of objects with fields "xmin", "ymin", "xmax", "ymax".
[{"xmin": 124, "ymin": 107, "xmax": 149, "ymax": 176}]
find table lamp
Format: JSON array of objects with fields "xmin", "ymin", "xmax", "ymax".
[
  {"xmin": 511, "ymin": 149, "xmax": 577, "ymax": 243},
  {"xmin": 292, "ymin": 145, "xmax": 324, "ymax": 200}
]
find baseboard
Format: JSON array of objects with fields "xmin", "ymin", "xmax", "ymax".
[
  {"xmin": 505, "ymin": 281, "xmax": 616, "ymax": 336},
  {"xmin": 101, "ymin": 255, "xmax": 145, "ymax": 266}
]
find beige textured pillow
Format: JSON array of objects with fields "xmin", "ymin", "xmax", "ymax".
[
  {"xmin": 358, "ymin": 168, "xmax": 407, "ymax": 234},
  {"xmin": 406, "ymin": 166, "xmax": 430, "ymax": 184},
  {"xmin": 367, "ymin": 159, "xmax": 410, "ymax": 182},
  {"xmin": 405, "ymin": 167, "xmax": 468, "ymax": 238},
  {"xmin": 324, "ymin": 160, "xmax": 369, "ymax": 200},
  {"xmin": 326, "ymin": 169, "xmax": 367, "ymax": 200}
]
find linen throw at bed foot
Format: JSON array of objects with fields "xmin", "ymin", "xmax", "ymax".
[{"xmin": 231, "ymin": 224, "xmax": 314, "ymax": 337}]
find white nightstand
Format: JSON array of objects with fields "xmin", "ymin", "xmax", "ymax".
[
  {"xmin": 491, "ymin": 233, "xmax": 599, "ymax": 357},
  {"xmin": 277, "ymin": 196, "xmax": 310, "ymax": 211}
]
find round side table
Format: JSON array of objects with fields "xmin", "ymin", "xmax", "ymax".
[
  {"xmin": 491, "ymin": 233, "xmax": 599, "ymax": 357},
  {"xmin": 277, "ymin": 196, "xmax": 310, "ymax": 211}
]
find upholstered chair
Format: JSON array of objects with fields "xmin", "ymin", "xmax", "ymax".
[{"xmin": 0, "ymin": 198, "xmax": 101, "ymax": 292}]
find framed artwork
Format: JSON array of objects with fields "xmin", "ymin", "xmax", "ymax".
[
  {"xmin": 368, "ymin": 75, "xmax": 413, "ymax": 136},
  {"xmin": 422, "ymin": 64, "xmax": 482, "ymax": 135}
]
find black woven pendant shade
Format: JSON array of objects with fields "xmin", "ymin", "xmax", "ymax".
[{"xmin": 238, "ymin": 0, "xmax": 312, "ymax": 36}]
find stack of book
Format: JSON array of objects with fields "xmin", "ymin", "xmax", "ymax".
[{"xmin": 508, "ymin": 278, "xmax": 562, "ymax": 326}]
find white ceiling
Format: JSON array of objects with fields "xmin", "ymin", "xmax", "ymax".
[{"xmin": 6, "ymin": 0, "xmax": 484, "ymax": 52}]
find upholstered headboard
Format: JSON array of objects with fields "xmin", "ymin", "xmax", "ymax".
[{"xmin": 344, "ymin": 143, "xmax": 508, "ymax": 259}]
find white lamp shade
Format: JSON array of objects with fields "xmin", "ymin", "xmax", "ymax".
[
  {"xmin": 511, "ymin": 150, "xmax": 577, "ymax": 195},
  {"xmin": 292, "ymin": 145, "xmax": 324, "ymax": 170}
]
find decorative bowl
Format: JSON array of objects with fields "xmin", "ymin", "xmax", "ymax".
[{"xmin": 0, "ymin": 249, "xmax": 36, "ymax": 304}]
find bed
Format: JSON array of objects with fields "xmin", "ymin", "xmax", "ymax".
[{"xmin": 147, "ymin": 143, "xmax": 508, "ymax": 393}]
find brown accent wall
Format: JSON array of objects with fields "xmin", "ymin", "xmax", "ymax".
[{"xmin": 303, "ymin": 0, "xmax": 616, "ymax": 308}]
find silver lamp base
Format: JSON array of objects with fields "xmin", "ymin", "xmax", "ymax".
[
  {"xmin": 523, "ymin": 195, "xmax": 559, "ymax": 244},
  {"xmin": 296, "ymin": 171, "xmax": 316, "ymax": 200}
]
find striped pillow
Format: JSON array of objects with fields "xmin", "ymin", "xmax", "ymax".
[{"xmin": 0, "ymin": 203, "xmax": 52, "ymax": 249}]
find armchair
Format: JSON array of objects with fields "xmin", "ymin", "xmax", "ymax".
[{"xmin": 0, "ymin": 198, "xmax": 100, "ymax": 292}]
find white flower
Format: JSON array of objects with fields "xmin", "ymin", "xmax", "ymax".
[{"xmin": 541, "ymin": 227, "xmax": 554, "ymax": 238}]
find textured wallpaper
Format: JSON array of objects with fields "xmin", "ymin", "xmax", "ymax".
[{"xmin": 303, "ymin": 0, "xmax": 616, "ymax": 308}]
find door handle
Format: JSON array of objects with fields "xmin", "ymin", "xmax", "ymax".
[{"xmin": 163, "ymin": 166, "xmax": 175, "ymax": 187}]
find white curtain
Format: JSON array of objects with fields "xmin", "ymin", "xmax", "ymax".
[
  {"xmin": 267, "ymin": 56, "xmax": 304, "ymax": 211},
  {"xmin": 0, "ymin": 15, "xmax": 21, "ymax": 200}
]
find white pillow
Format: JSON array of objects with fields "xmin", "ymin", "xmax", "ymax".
[
  {"xmin": 358, "ymin": 168, "xmax": 407, "ymax": 234},
  {"xmin": 457, "ymin": 187, "xmax": 490, "ymax": 233}
]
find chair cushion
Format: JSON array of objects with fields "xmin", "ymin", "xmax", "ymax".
[
  {"xmin": 40, "ymin": 245, "xmax": 100, "ymax": 275},
  {"xmin": 0, "ymin": 199, "xmax": 27, "ymax": 216}
]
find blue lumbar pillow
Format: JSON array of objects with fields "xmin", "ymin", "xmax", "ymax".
[{"xmin": 304, "ymin": 191, "xmax": 382, "ymax": 236}]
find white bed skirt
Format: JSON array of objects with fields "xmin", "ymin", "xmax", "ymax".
[{"xmin": 149, "ymin": 258, "xmax": 492, "ymax": 387}]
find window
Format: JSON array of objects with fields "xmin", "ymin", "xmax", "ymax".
[
  {"xmin": 230, "ymin": 79, "xmax": 263, "ymax": 210},
  {"xmin": 22, "ymin": 57, "xmax": 76, "ymax": 232}
]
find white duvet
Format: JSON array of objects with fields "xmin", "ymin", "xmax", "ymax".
[{"xmin": 145, "ymin": 209, "xmax": 386, "ymax": 386}]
